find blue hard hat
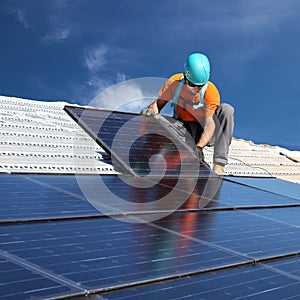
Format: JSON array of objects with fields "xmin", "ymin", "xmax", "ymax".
[{"xmin": 184, "ymin": 53, "xmax": 210, "ymax": 85}]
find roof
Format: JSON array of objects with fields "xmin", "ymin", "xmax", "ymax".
[
  {"xmin": 0, "ymin": 95, "xmax": 300, "ymax": 299},
  {"xmin": 0, "ymin": 95, "xmax": 299, "ymax": 182}
]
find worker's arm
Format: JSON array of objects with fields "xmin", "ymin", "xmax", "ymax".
[
  {"xmin": 141, "ymin": 98, "xmax": 168, "ymax": 115},
  {"xmin": 196, "ymin": 116, "xmax": 215, "ymax": 148},
  {"xmin": 153, "ymin": 98, "xmax": 168, "ymax": 112}
]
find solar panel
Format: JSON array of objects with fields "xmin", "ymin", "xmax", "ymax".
[
  {"xmin": 0, "ymin": 257, "xmax": 82, "ymax": 299},
  {"xmin": 0, "ymin": 218, "xmax": 249, "ymax": 292},
  {"xmin": 10, "ymin": 175, "xmax": 225, "ymax": 220},
  {"xmin": 219, "ymin": 179, "xmax": 300, "ymax": 208},
  {"xmin": 101, "ymin": 262, "xmax": 300, "ymax": 300},
  {"xmin": 267, "ymin": 255, "xmax": 300, "ymax": 277},
  {"xmin": 64, "ymin": 105, "xmax": 211, "ymax": 178},
  {"xmin": 249, "ymin": 207, "xmax": 300, "ymax": 227},
  {"xmin": 24, "ymin": 175, "xmax": 300, "ymax": 213},
  {"xmin": 153, "ymin": 209, "xmax": 300, "ymax": 260},
  {"xmin": 0, "ymin": 174, "xmax": 99, "ymax": 222},
  {"xmin": 2, "ymin": 174, "xmax": 296, "ymax": 226},
  {"xmin": 226, "ymin": 177, "xmax": 300, "ymax": 200},
  {"xmin": 1, "ymin": 171, "xmax": 300, "ymax": 298}
]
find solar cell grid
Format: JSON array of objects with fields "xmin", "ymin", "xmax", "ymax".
[
  {"xmin": 100, "ymin": 263, "xmax": 300, "ymax": 300},
  {"xmin": 0, "ymin": 218, "xmax": 249, "ymax": 292},
  {"xmin": 266, "ymin": 256, "xmax": 300, "ymax": 278},
  {"xmin": 20, "ymin": 175, "xmax": 300, "ymax": 214},
  {"xmin": 0, "ymin": 174, "xmax": 227, "ymax": 224},
  {"xmin": 226, "ymin": 177, "xmax": 300, "ymax": 200},
  {"xmin": 0, "ymin": 257, "xmax": 81, "ymax": 300},
  {"xmin": 153, "ymin": 209, "xmax": 300, "ymax": 260},
  {"xmin": 0, "ymin": 175, "xmax": 99, "ymax": 222},
  {"xmin": 64, "ymin": 106, "xmax": 209, "ymax": 177},
  {"xmin": 219, "ymin": 179, "xmax": 300, "ymax": 208},
  {"xmin": 1, "ymin": 173, "xmax": 300, "ymax": 298},
  {"xmin": 249, "ymin": 206, "xmax": 300, "ymax": 227}
]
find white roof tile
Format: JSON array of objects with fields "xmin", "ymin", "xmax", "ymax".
[{"xmin": 0, "ymin": 95, "xmax": 299, "ymax": 183}]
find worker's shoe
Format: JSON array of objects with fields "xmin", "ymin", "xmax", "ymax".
[{"xmin": 213, "ymin": 163, "xmax": 226, "ymax": 176}]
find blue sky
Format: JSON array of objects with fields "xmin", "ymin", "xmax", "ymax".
[{"xmin": 0, "ymin": 0, "xmax": 299, "ymax": 148}]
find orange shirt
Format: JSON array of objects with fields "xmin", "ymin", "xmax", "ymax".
[{"xmin": 150, "ymin": 73, "xmax": 220, "ymax": 122}]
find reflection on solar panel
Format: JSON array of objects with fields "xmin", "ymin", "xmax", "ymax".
[
  {"xmin": 0, "ymin": 174, "xmax": 226, "ymax": 224},
  {"xmin": 64, "ymin": 106, "xmax": 211, "ymax": 177}
]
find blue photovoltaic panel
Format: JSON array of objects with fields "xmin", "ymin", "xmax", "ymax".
[
  {"xmin": 25, "ymin": 174, "xmax": 227, "ymax": 214},
  {"xmin": 24, "ymin": 175, "xmax": 300, "ymax": 214},
  {"xmin": 1, "ymin": 171, "xmax": 300, "ymax": 298},
  {"xmin": 153, "ymin": 209, "xmax": 300, "ymax": 260},
  {"xmin": 226, "ymin": 177, "xmax": 300, "ymax": 200},
  {"xmin": 28, "ymin": 173, "xmax": 300, "ymax": 217},
  {"xmin": 0, "ymin": 218, "xmax": 249, "ymax": 292},
  {"xmin": 0, "ymin": 174, "xmax": 226, "ymax": 221},
  {"xmin": 219, "ymin": 179, "xmax": 300, "ymax": 208},
  {"xmin": 64, "ymin": 105, "xmax": 211, "ymax": 177},
  {"xmin": 0, "ymin": 257, "xmax": 81, "ymax": 300},
  {"xmin": 101, "ymin": 262, "xmax": 300, "ymax": 300},
  {"xmin": 0, "ymin": 174, "xmax": 99, "ymax": 222},
  {"xmin": 249, "ymin": 207, "xmax": 300, "ymax": 227},
  {"xmin": 266, "ymin": 255, "xmax": 300, "ymax": 278}
]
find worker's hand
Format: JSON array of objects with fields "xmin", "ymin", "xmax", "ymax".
[
  {"xmin": 195, "ymin": 146, "xmax": 204, "ymax": 161},
  {"xmin": 141, "ymin": 108, "xmax": 155, "ymax": 117}
]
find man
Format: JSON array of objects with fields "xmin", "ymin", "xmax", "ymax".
[{"xmin": 141, "ymin": 52, "xmax": 234, "ymax": 176}]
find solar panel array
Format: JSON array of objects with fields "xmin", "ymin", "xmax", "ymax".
[
  {"xmin": 1, "ymin": 107, "xmax": 300, "ymax": 299},
  {"xmin": 1, "ymin": 174, "xmax": 300, "ymax": 299}
]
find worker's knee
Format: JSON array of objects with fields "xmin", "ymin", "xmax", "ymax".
[{"xmin": 219, "ymin": 103, "xmax": 234, "ymax": 117}]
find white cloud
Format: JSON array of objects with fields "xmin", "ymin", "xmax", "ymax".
[
  {"xmin": 78, "ymin": 46, "xmax": 133, "ymax": 104},
  {"xmin": 16, "ymin": 10, "xmax": 29, "ymax": 28},
  {"xmin": 89, "ymin": 77, "xmax": 166, "ymax": 114},
  {"xmin": 91, "ymin": 80, "xmax": 144, "ymax": 111},
  {"xmin": 3, "ymin": 1, "xmax": 73, "ymax": 41},
  {"xmin": 83, "ymin": 45, "xmax": 108, "ymax": 72},
  {"xmin": 72, "ymin": 72, "xmax": 128, "ymax": 106},
  {"xmin": 116, "ymin": 72, "xmax": 127, "ymax": 83},
  {"xmin": 42, "ymin": 13, "xmax": 71, "ymax": 41},
  {"xmin": 43, "ymin": 27, "xmax": 70, "ymax": 41}
]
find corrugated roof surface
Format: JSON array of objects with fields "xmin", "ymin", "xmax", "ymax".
[
  {"xmin": 0, "ymin": 95, "xmax": 299, "ymax": 183},
  {"xmin": 0, "ymin": 96, "xmax": 115, "ymax": 175}
]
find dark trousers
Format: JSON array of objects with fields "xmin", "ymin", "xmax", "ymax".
[{"xmin": 179, "ymin": 103, "xmax": 234, "ymax": 165}]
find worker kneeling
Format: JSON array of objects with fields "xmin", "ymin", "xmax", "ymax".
[{"xmin": 141, "ymin": 53, "xmax": 234, "ymax": 176}]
